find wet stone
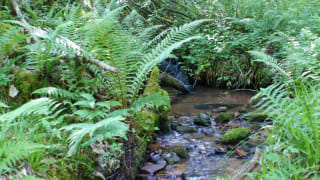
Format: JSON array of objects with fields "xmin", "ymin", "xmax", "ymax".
[
  {"xmin": 245, "ymin": 112, "xmax": 268, "ymax": 122},
  {"xmin": 218, "ymin": 106, "xmax": 228, "ymax": 112},
  {"xmin": 137, "ymin": 174, "xmax": 157, "ymax": 180},
  {"xmin": 194, "ymin": 118, "xmax": 210, "ymax": 126},
  {"xmin": 215, "ymin": 147, "xmax": 228, "ymax": 154},
  {"xmin": 172, "ymin": 146, "xmax": 190, "ymax": 159},
  {"xmin": 163, "ymin": 153, "xmax": 181, "ymax": 165},
  {"xmin": 150, "ymin": 153, "xmax": 166, "ymax": 164},
  {"xmin": 171, "ymin": 121, "xmax": 180, "ymax": 130},
  {"xmin": 220, "ymin": 127, "xmax": 251, "ymax": 144},
  {"xmin": 140, "ymin": 162, "xmax": 166, "ymax": 175},
  {"xmin": 176, "ymin": 126, "xmax": 197, "ymax": 133},
  {"xmin": 199, "ymin": 113, "xmax": 209, "ymax": 119},
  {"xmin": 215, "ymin": 112, "xmax": 234, "ymax": 123}
]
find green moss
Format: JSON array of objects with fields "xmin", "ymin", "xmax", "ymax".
[
  {"xmin": 143, "ymin": 67, "xmax": 170, "ymax": 131},
  {"xmin": 215, "ymin": 112, "xmax": 234, "ymax": 123},
  {"xmin": 172, "ymin": 146, "xmax": 189, "ymax": 159},
  {"xmin": 245, "ymin": 112, "xmax": 268, "ymax": 122},
  {"xmin": 134, "ymin": 111, "xmax": 159, "ymax": 136},
  {"xmin": 144, "ymin": 67, "xmax": 169, "ymax": 97},
  {"xmin": 221, "ymin": 127, "xmax": 251, "ymax": 144},
  {"xmin": 0, "ymin": 22, "xmax": 13, "ymax": 33},
  {"xmin": 194, "ymin": 118, "xmax": 210, "ymax": 126},
  {"xmin": 133, "ymin": 135, "xmax": 148, "ymax": 177},
  {"xmin": 176, "ymin": 126, "xmax": 197, "ymax": 133},
  {"xmin": 14, "ymin": 70, "xmax": 39, "ymax": 101}
]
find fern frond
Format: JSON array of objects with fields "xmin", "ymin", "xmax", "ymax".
[
  {"xmin": 0, "ymin": 98, "xmax": 58, "ymax": 122},
  {"xmin": 132, "ymin": 93, "xmax": 170, "ymax": 110},
  {"xmin": 0, "ymin": 140, "xmax": 44, "ymax": 173},
  {"xmin": 33, "ymin": 87, "xmax": 79, "ymax": 100},
  {"xmin": 62, "ymin": 115, "xmax": 128, "ymax": 156},
  {"xmin": 249, "ymin": 51, "xmax": 290, "ymax": 78},
  {"xmin": 127, "ymin": 19, "xmax": 211, "ymax": 103},
  {"xmin": 0, "ymin": 101, "xmax": 8, "ymax": 108}
]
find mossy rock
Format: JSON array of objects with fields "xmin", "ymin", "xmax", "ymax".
[
  {"xmin": 171, "ymin": 121, "xmax": 180, "ymax": 130},
  {"xmin": 172, "ymin": 146, "xmax": 189, "ymax": 159},
  {"xmin": 215, "ymin": 112, "xmax": 234, "ymax": 123},
  {"xmin": 134, "ymin": 111, "xmax": 159, "ymax": 136},
  {"xmin": 143, "ymin": 67, "xmax": 170, "ymax": 131},
  {"xmin": 251, "ymin": 123, "xmax": 262, "ymax": 130},
  {"xmin": 176, "ymin": 126, "xmax": 197, "ymax": 133},
  {"xmin": 143, "ymin": 67, "xmax": 168, "ymax": 97},
  {"xmin": 14, "ymin": 70, "xmax": 39, "ymax": 101},
  {"xmin": 133, "ymin": 135, "xmax": 148, "ymax": 177},
  {"xmin": 194, "ymin": 118, "xmax": 210, "ymax": 126},
  {"xmin": 221, "ymin": 127, "xmax": 251, "ymax": 144},
  {"xmin": 245, "ymin": 112, "xmax": 268, "ymax": 122}
]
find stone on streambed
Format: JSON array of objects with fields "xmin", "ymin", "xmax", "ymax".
[
  {"xmin": 199, "ymin": 113, "xmax": 210, "ymax": 119},
  {"xmin": 172, "ymin": 146, "xmax": 190, "ymax": 159},
  {"xmin": 163, "ymin": 153, "xmax": 181, "ymax": 165},
  {"xmin": 221, "ymin": 127, "xmax": 251, "ymax": 144},
  {"xmin": 245, "ymin": 112, "xmax": 268, "ymax": 122},
  {"xmin": 140, "ymin": 162, "xmax": 166, "ymax": 175},
  {"xmin": 193, "ymin": 118, "xmax": 210, "ymax": 126},
  {"xmin": 171, "ymin": 121, "xmax": 181, "ymax": 130},
  {"xmin": 215, "ymin": 112, "xmax": 234, "ymax": 123},
  {"xmin": 176, "ymin": 126, "xmax": 197, "ymax": 133}
]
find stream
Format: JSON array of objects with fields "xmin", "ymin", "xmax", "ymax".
[{"xmin": 137, "ymin": 87, "xmax": 266, "ymax": 180}]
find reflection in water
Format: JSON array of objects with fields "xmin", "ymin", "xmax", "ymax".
[{"xmin": 171, "ymin": 87, "xmax": 256, "ymax": 115}]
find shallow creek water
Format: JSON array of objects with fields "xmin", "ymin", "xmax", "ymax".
[{"xmin": 137, "ymin": 87, "xmax": 264, "ymax": 180}]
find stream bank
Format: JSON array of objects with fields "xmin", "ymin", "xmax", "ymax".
[{"xmin": 137, "ymin": 87, "xmax": 268, "ymax": 180}]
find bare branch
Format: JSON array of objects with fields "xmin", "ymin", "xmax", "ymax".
[{"xmin": 10, "ymin": 0, "xmax": 39, "ymax": 43}]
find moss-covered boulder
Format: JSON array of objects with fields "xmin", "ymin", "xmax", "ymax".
[
  {"xmin": 171, "ymin": 146, "xmax": 189, "ymax": 159},
  {"xmin": 221, "ymin": 127, "xmax": 251, "ymax": 144},
  {"xmin": 133, "ymin": 135, "xmax": 148, "ymax": 177},
  {"xmin": 194, "ymin": 118, "xmax": 210, "ymax": 126},
  {"xmin": 171, "ymin": 121, "xmax": 180, "ymax": 130},
  {"xmin": 176, "ymin": 126, "xmax": 197, "ymax": 133},
  {"xmin": 215, "ymin": 112, "xmax": 234, "ymax": 123},
  {"xmin": 143, "ymin": 67, "xmax": 170, "ymax": 131},
  {"xmin": 134, "ymin": 111, "xmax": 159, "ymax": 136},
  {"xmin": 245, "ymin": 112, "xmax": 268, "ymax": 122}
]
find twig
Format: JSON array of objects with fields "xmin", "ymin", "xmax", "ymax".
[{"xmin": 10, "ymin": 0, "xmax": 39, "ymax": 43}]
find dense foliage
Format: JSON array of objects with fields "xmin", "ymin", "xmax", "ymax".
[{"xmin": 1, "ymin": 0, "xmax": 320, "ymax": 179}]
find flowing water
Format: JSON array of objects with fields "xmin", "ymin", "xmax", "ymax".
[{"xmin": 138, "ymin": 87, "xmax": 265, "ymax": 180}]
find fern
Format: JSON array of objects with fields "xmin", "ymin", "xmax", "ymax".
[
  {"xmin": 61, "ymin": 115, "xmax": 128, "ymax": 156},
  {"xmin": 33, "ymin": 87, "xmax": 79, "ymax": 100},
  {"xmin": 0, "ymin": 98, "xmax": 59, "ymax": 122},
  {"xmin": 127, "ymin": 19, "xmax": 211, "ymax": 104},
  {"xmin": 0, "ymin": 101, "xmax": 8, "ymax": 108},
  {"xmin": 0, "ymin": 140, "xmax": 44, "ymax": 174},
  {"xmin": 249, "ymin": 51, "xmax": 290, "ymax": 79}
]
